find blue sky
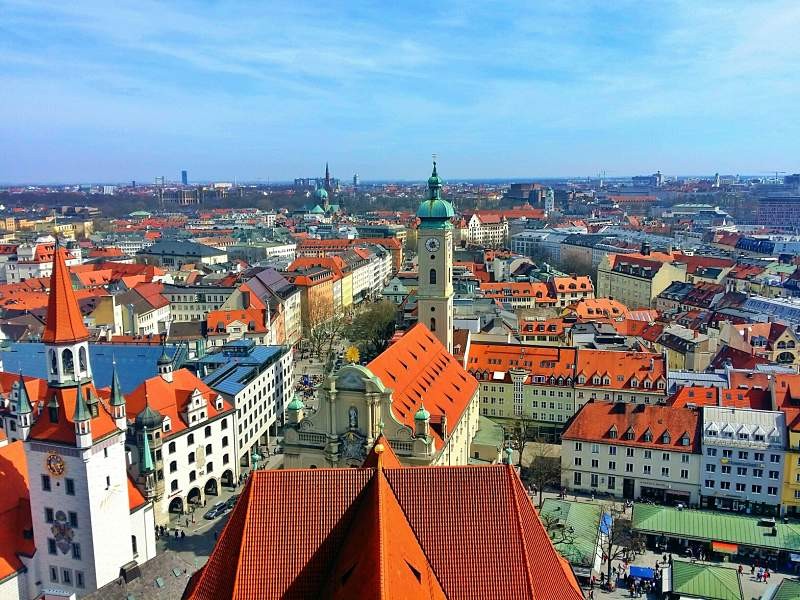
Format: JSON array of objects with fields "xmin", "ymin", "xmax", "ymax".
[{"xmin": 1, "ymin": 0, "xmax": 799, "ymax": 183}]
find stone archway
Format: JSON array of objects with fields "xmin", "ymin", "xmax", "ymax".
[
  {"xmin": 204, "ymin": 478, "xmax": 218, "ymax": 497},
  {"xmin": 221, "ymin": 469, "xmax": 234, "ymax": 488},
  {"xmin": 168, "ymin": 497, "xmax": 184, "ymax": 514},
  {"xmin": 187, "ymin": 487, "xmax": 202, "ymax": 507}
]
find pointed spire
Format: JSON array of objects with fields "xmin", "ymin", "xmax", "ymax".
[
  {"xmin": 42, "ymin": 246, "xmax": 89, "ymax": 344},
  {"xmin": 72, "ymin": 385, "xmax": 91, "ymax": 422},
  {"xmin": 110, "ymin": 361, "xmax": 126, "ymax": 407},
  {"xmin": 17, "ymin": 372, "xmax": 32, "ymax": 414},
  {"xmin": 325, "ymin": 162, "xmax": 330, "ymax": 180},
  {"xmin": 141, "ymin": 428, "xmax": 154, "ymax": 472}
]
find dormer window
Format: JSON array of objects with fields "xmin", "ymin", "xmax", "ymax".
[
  {"xmin": 624, "ymin": 427, "xmax": 635, "ymax": 441},
  {"xmin": 578, "ymin": 376, "xmax": 586, "ymax": 384},
  {"xmin": 215, "ymin": 396, "xmax": 224, "ymax": 410},
  {"xmin": 644, "ymin": 380, "xmax": 652, "ymax": 389},
  {"xmin": 609, "ymin": 425, "xmax": 618, "ymax": 439},
  {"xmin": 630, "ymin": 378, "xmax": 638, "ymax": 388},
  {"xmin": 602, "ymin": 377, "xmax": 611, "ymax": 386},
  {"xmin": 163, "ymin": 416, "xmax": 171, "ymax": 433},
  {"xmin": 657, "ymin": 380, "xmax": 665, "ymax": 389},
  {"xmin": 643, "ymin": 429, "xmax": 653, "ymax": 442},
  {"xmin": 592, "ymin": 376, "xmax": 601, "ymax": 385},
  {"xmin": 680, "ymin": 434, "xmax": 690, "ymax": 446},
  {"xmin": 661, "ymin": 432, "xmax": 671, "ymax": 444}
]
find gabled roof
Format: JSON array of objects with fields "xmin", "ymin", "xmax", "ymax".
[
  {"xmin": 183, "ymin": 464, "xmax": 583, "ymax": 600},
  {"xmin": 562, "ymin": 401, "xmax": 700, "ymax": 453},
  {"xmin": 125, "ymin": 369, "xmax": 234, "ymax": 438},
  {"xmin": 367, "ymin": 324, "xmax": 478, "ymax": 448},
  {"xmin": 42, "ymin": 246, "xmax": 89, "ymax": 344}
]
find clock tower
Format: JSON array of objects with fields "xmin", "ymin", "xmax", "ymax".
[{"xmin": 416, "ymin": 161, "xmax": 454, "ymax": 353}]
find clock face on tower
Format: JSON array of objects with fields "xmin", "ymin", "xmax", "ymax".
[
  {"xmin": 46, "ymin": 452, "xmax": 66, "ymax": 477},
  {"xmin": 425, "ymin": 237, "xmax": 441, "ymax": 253}
]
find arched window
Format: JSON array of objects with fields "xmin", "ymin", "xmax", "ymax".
[
  {"xmin": 170, "ymin": 480, "xmax": 178, "ymax": 491},
  {"xmin": 62, "ymin": 349, "xmax": 74, "ymax": 379},
  {"xmin": 429, "ymin": 269, "xmax": 437, "ymax": 285},
  {"xmin": 169, "ymin": 460, "xmax": 177, "ymax": 473},
  {"xmin": 348, "ymin": 407, "xmax": 358, "ymax": 429},
  {"xmin": 49, "ymin": 350, "xmax": 57, "ymax": 375},
  {"xmin": 430, "ymin": 317, "xmax": 436, "ymax": 332},
  {"xmin": 205, "ymin": 443, "xmax": 212, "ymax": 456},
  {"xmin": 78, "ymin": 347, "xmax": 87, "ymax": 374}
]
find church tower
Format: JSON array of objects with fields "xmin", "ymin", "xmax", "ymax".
[
  {"xmin": 416, "ymin": 161, "xmax": 454, "ymax": 353},
  {"xmin": 25, "ymin": 246, "xmax": 135, "ymax": 594}
]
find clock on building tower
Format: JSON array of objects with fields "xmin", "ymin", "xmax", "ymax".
[{"xmin": 416, "ymin": 161, "xmax": 455, "ymax": 353}]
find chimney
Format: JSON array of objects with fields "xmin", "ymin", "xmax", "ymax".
[{"xmin": 641, "ymin": 241, "xmax": 651, "ymax": 256}]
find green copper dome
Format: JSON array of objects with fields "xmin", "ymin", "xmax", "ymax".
[
  {"xmin": 135, "ymin": 400, "xmax": 163, "ymax": 430},
  {"xmin": 414, "ymin": 404, "xmax": 430, "ymax": 421},
  {"xmin": 287, "ymin": 395, "xmax": 305, "ymax": 411},
  {"xmin": 314, "ymin": 186, "xmax": 329, "ymax": 200},
  {"xmin": 417, "ymin": 160, "xmax": 454, "ymax": 226}
]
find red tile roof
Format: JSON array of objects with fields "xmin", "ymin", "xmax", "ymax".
[
  {"xmin": 468, "ymin": 343, "xmax": 577, "ymax": 382},
  {"xmin": 128, "ymin": 475, "xmax": 147, "ymax": 511},
  {"xmin": 183, "ymin": 464, "xmax": 582, "ymax": 600},
  {"xmin": 42, "ymin": 247, "xmax": 89, "ymax": 344},
  {"xmin": 576, "ymin": 350, "xmax": 666, "ymax": 390},
  {"xmin": 367, "ymin": 324, "xmax": 478, "ymax": 448},
  {"xmin": 28, "ymin": 382, "xmax": 120, "ymax": 446},
  {"xmin": 563, "ymin": 401, "xmax": 700, "ymax": 453},
  {"xmin": 125, "ymin": 370, "xmax": 234, "ymax": 438},
  {"xmin": 0, "ymin": 441, "xmax": 34, "ymax": 582}
]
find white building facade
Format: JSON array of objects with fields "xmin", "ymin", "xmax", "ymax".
[{"xmin": 700, "ymin": 406, "xmax": 787, "ymax": 516}]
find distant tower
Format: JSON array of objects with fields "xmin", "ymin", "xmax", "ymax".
[
  {"xmin": 324, "ymin": 162, "xmax": 333, "ymax": 195},
  {"xmin": 181, "ymin": 170, "xmax": 188, "ymax": 185},
  {"xmin": 416, "ymin": 160, "xmax": 455, "ymax": 353},
  {"xmin": 713, "ymin": 173, "xmax": 721, "ymax": 188},
  {"xmin": 353, "ymin": 173, "xmax": 359, "ymax": 188}
]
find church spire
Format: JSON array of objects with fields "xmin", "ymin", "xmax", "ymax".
[{"xmin": 43, "ymin": 246, "xmax": 88, "ymax": 344}]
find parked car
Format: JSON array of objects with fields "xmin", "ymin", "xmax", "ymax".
[
  {"xmin": 225, "ymin": 494, "xmax": 240, "ymax": 510},
  {"xmin": 203, "ymin": 502, "xmax": 228, "ymax": 520}
]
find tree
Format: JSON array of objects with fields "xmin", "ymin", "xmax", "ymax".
[
  {"xmin": 598, "ymin": 503, "xmax": 643, "ymax": 588},
  {"xmin": 346, "ymin": 300, "xmax": 397, "ymax": 361},
  {"xmin": 305, "ymin": 295, "xmax": 347, "ymax": 370},
  {"xmin": 540, "ymin": 510, "xmax": 577, "ymax": 547},
  {"xmin": 522, "ymin": 440, "xmax": 561, "ymax": 508},
  {"xmin": 507, "ymin": 416, "xmax": 536, "ymax": 468}
]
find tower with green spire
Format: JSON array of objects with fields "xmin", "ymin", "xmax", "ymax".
[
  {"xmin": 15, "ymin": 372, "xmax": 33, "ymax": 441},
  {"xmin": 416, "ymin": 160, "xmax": 455, "ymax": 353}
]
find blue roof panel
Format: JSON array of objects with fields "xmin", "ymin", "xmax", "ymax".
[{"xmin": 2, "ymin": 342, "xmax": 178, "ymax": 394}]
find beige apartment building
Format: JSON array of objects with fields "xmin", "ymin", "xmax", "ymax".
[
  {"xmin": 562, "ymin": 402, "xmax": 702, "ymax": 504},
  {"xmin": 597, "ymin": 252, "xmax": 687, "ymax": 309}
]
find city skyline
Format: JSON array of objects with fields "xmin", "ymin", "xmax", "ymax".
[{"xmin": 2, "ymin": 0, "xmax": 799, "ymax": 183}]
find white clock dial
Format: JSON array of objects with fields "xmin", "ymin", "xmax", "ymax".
[{"xmin": 425, "ymin": 238, "xmax": 441, "ymax": 253}]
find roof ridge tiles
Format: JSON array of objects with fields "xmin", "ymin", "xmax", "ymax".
[{"xmin": 506, "ymin": 465, "xmax": 537, "ymax": 598}]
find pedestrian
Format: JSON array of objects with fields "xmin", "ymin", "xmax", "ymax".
[
  {"xmin": 591, "ymin": 491, "xmax": 595, "ymax": 502},
  {"xmin": 174, "ymin": 529, "xmax": 179, "ymax": 540},
  {"xmin": 588, "ymin": 590, "xmax": 594, "ymax": 600},
  {"xmin": 751, "ymin": 564, "xmax": 756, "ymax": 576},
  {"xmin": 181, "ymin": 530, "xmax": 186, "ymax": 540},
  {"xmin": 738, "ymin": 565, "xmax": 743, "ymax": 575}
]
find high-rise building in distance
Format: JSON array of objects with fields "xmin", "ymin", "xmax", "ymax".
[{"xmin": 181, "ymin": 170, "xmax": 188, "ymax": 185}]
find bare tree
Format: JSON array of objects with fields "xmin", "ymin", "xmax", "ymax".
[
  {"xmin": 598, "ymin": 503, "xmax": 642, "ymax": 588},
  {"xmin": 507, "ymin": 416, "xmax": 535, "ymax": 468},
  {"xmin": 523, "ymin": 440, "xmax": 561, "ymax": 508},
  {"xmin": 540, "ymin": 509, "xmax": 578, "ymax": 548}
]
